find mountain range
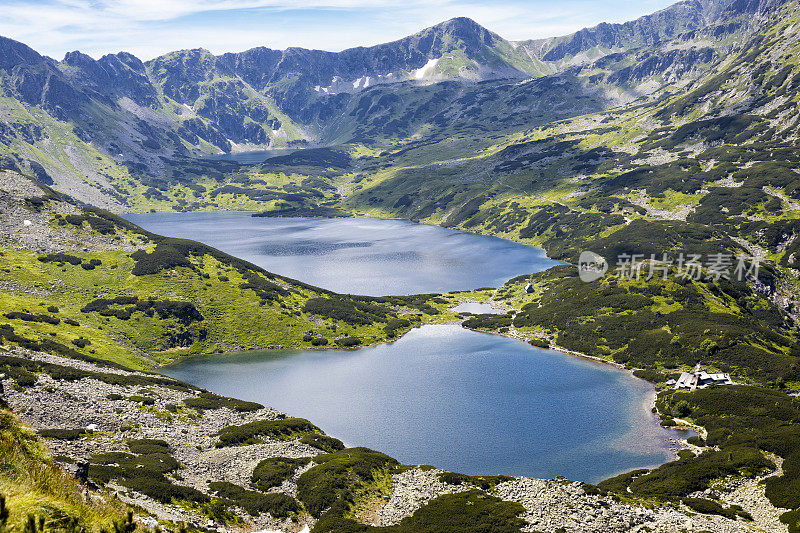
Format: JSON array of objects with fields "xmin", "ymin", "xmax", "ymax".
[{"xmin": 0, "ymin": 0, "xmax": 791, "ymax": 208}]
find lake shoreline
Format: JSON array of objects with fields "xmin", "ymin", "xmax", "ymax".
[
  {"xmin": 161, "ymin": 304, "xmax": 644, "ymax": 386},
  {"xmin": 129, "ymin": 210, "xmax": 691, "ymax": 479},
  {"xmin": 162, "ymin": 323, "xmax": 687, "ymax": 482}
]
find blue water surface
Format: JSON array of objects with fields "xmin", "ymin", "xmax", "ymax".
[
  {"xmin": 124, "ymin": 211, "xmax": 555, "ymax": 295},
  {"xmin": 129, "ymin": 211, "xmax": 689, "ymax": 482},
  {"xmin": 163, "ymin": 325, "xmax": 688, "ymax": 483}
]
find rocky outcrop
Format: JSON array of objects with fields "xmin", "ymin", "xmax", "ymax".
[
  {"xmin": 606, "ymin": 47, "xmax": 718, "ymax": 86},
  {"xmin": 0, "ymin": 37, "xmax": 88, "ymax": 120},
  {"xmin": 523, "ymin": 0, "xmax": 786, "ymax": 64},
  {"xmin": 61, "ymin": 50, "xmax": 159, "ymax": 107},
  {"xmin": 1, "ymin": 345, "xmax": 315, "ymax": 532},
  {"xmin": 0, "ymin": 170, "xmax": 132, "ymax": 252}
]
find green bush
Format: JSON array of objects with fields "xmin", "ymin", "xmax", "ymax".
[
  {"xmin": 632, "ymin": 369, "xmax": 667, "ymax": 383},
  {"xmin": 297, "ymin": 447, "xmax": 399, "ymax": 518},
  {"xmin": 251, "ymin": 457, "xmax": 311, "ymax": 490},
  {"xmin": 130, "ymin": 244, "xmax": 192, "ymax": 276},
  {"xmin": 681, "ymin": 497, "xmax": 750, "ymax": 520},
  {"xmin": 300, "ymin": 434, "xmax": 345, "ymax": 453},
  {"xmin": 2, "ymin": 365, "xmax": 37, "ymax": 387},
  {"xmin": 183, "ymin": 391, "xmax": 262, "ymax": 412},
  {"xmin": 462, "ymin": 314, "xmax": 513, "ymax": 331},
  {"xmin": 208, "ymin": 481, "xmax": 300, "ymax": 518},
  {"xmin": 64, "ymin": 214, "xmax": 86, "ymax": 226},
  {"xmin": 312, "ymin": 490, "xmax": 527, "ymax": 533},
  {"xmin": 437, "ymin": 472, "xmax": 513, "ymax": 490},
  {"xmin": 81, "ymin": 297, "xmax": 203, "ymax": 325},
  {"xmin": 765, "ymin": 474, "xmax": 800, "ymax": 509},
  {"xmin": 304, "ymin": 298, "xmax": 391, "ymax": 326},
  {"xmin": 311, "ymin": 515, "xmax": 371, "ymax": 533},
  {"xmin": 673, "ymin": 400, "xmax": 692, "ymax": 418},
  {"xmin": 335, "ymin": 336, "xmax": 361, "ymax": 348},
  {"xmin": 87, "ymin": 444, "xmax": 207, "ymax": 505},
  {"xmin": 127, "ymin": 439, "xmax": 171, "ymax": 455},
  {"xmin": 384, "ymin": 318, "xmax": 411, "ymax": 337},
  {"xmin": 780, "ymin": 509, "xmax": 800, "ymax": 533},
  {"xmin": 90, "ymin": 451, "xmax": 179, "ymax": 477},
  {"xmin": 38, "ymin": 253, "xmax": 82, "ymax": 266},
  {"xmin": 121, "ymin": 477, "xmax": 208, "ymax": 505},
  {"xmin": 84, "ymin": 216, "xmax": 116, "ymax": 235},
  {"xmin": 4, "ymin": 312, "xmax": 60, "ymax": 325},
  {"xmin": 238, "ymin": 271, "xmax": 289, "ymax": 301},
  {"xmin": 528, "ymin": 338, "xmax": 549, "ymax": 349},
  {"xmin": 126, "ymin": 395, "xmax": 155, "ymax": 406},
  {"xmin": 628, "ymin": 446, "xmax": 773, "ymax": 499},
  {"xmin": 386, "ymin": 490, "xmax": 525, "ymax": 533},
  {"xmin": 214, "ymin": 418, "xmax": 320, "ymax": 447},
  {"xmin": 38, "ymin": 428, "xmax": 88, "ymax": 440},
  {"xmin": 677, "ymin": 450, "xmax": 696, "ymax": 461},
  {"xmin": 71, "ymin": 338, "xmax": 90, "ymax": 348}
]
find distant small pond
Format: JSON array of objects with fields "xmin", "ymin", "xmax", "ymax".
[
  {"xmin": 452, "ymin": 301, "xmax": 504, "ymax": 314},
  {"xmin": 163, "ymin": 325, "xmax": 690, "ymax": 483},
  {"xmin": 203, "ymin": 149, "xmax": 297, "ymax": 164},
  {"xmin": 124, "ymin": 211, "xmax": 556, "ymax": 295}
]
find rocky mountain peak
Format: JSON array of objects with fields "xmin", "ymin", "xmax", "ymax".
[
  {"xmin": 106, "ymin": 51, "xmax": 147, "ymax": 72},
  {"xmin": 62, "ymin": 50, "xmax": 96, "ymax": 68},
  {"xmin": 425, "ymin": 16, "xmax": 498, "ymax": 49},
  {"xmin": 0, "ymin": 36, "xmax": 49, "ymax": 71}
]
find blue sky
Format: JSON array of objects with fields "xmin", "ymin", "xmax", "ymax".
[{"xmin": 0, "ymin": 0, "xmax": 678, "ymax": 60}]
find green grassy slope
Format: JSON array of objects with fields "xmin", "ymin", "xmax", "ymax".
[
  {"xmin": 339, "ymin": 1, "xmax": 800, "ymax": 261},
  {"xmin": 0, "ymin": 170, "xmax": 453, "ymax": 369},
  {"xmin": 0, "ymin": 407, "xmax": 128, "ymax": 533},
  {"xmin": 478, "ymin": 265, "xmax": 798, "ymax": 386}
]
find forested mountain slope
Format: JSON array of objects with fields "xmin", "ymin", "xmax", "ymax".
[{"xmin": 345, "ymin": 0, "xmax": 800, "ymax": 276}]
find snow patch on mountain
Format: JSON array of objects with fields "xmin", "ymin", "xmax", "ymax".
[{"xmin": 414, "ymin": 58, "xmax": 440, "ymax": 79}]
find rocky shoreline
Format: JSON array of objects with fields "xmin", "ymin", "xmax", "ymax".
[{"xmin": 0, "ymin": 343, "xmax": 791, "ymax": 532}]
